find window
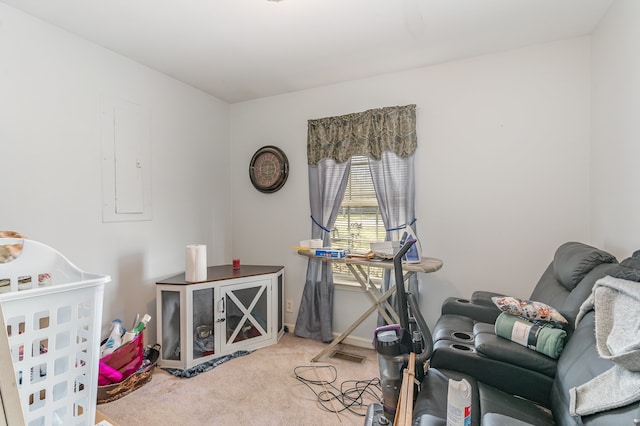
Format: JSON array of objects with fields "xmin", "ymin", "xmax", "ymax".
[{"xmin": 331, "ymin": 156, "xmax": 385, "ymax": 279}]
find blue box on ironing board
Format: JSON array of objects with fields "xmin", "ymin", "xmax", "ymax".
[{"xmin": 314, "ymin": 248, "xmax": 346, "ymax": 258}]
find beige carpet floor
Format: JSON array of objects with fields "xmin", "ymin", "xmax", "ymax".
[{"xmin": 98, "ymin": 333, "xmax": 381, "ymax": 425}]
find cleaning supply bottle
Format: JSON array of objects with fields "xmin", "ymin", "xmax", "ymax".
[
  {"xmin": 446, "ymin": 378, "xmax": 471, "ymax": 426},
  {"xmin": 101, "ymin": 319, "xmax": 124, "ymax": 356},
  {"xmin": 121, "ymin": 314, "xmax": 151, "ymax": 344}
]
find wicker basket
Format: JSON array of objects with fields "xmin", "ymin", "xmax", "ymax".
[
  {"xmin": 97, "ymin": 365, "xmax": 154, "ymax": 404},
  {"xmin": 97, "ymin": 331, "xmax": 156, "ymax": 404}
]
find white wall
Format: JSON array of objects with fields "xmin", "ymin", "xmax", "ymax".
[
  {"xmin": 590, "ymin": 0, "xmax": 640, "ymax": 259},
  {"xmin": 230, "ymin": 37, "xmax": 593, "ymax": 339},
  {"xmin": 0, "ymin": 4, "xmax": 232, "ymax": 343},
  {"xmin": 2, "ymin": 1, "xmax": 615, "ymax": 348}
]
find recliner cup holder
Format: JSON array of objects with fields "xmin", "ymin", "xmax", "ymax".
[
  {"xmin": 450, "ymin": 343, "xmax": 476, "ymax": 352},
  {"xmin": 451, "ymin": 332, "xmax": 473, "ymax": 341},
  {"xmin": 450, "ymin": 343, "xmax": 475, "ymax": 352}
]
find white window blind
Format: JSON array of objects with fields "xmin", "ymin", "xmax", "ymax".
[{"xmin": 331, "ymin": 156, "xmax": 384, "ymax": 278}]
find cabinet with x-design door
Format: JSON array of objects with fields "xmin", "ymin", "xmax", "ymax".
[{"xmin": 156, "ymin": 265, "xmax": 284, "ymax": 370}]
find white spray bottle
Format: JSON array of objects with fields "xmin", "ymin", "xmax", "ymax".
[
  {"xmin": 446, "ymin": 378, "xmax": 471, "ymax": 426},
  {"xmin": 101, "ymin": 319, "xmax": 124, "ymax": 356}
]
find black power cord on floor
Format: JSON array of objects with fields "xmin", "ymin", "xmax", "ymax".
[{"xmin": 293, "ymin": 365, "xmax": 382, "ymax": 417}]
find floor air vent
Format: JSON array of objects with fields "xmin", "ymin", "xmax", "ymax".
[{"xmin": 330, "ymin": 350, "xmax": 366, "ymax": 363}]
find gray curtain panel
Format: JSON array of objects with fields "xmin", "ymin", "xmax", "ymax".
[
  {"xmin": 295, "ymin": 104, "xmax": 417, "ymax": 342},
  {"xmin": 369, "ymin": 151, "xmax": 418, "ymax": 327},
  {"xmin": 294, "ymin": 159, "xmax": 350, "ymax": 342}
]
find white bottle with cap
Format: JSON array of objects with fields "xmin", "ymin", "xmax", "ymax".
[
  {"xmin": 121, "ymin": 314, "xmax": 151, "ymax": 344},
  {"xmin": 446, "ymin": 378, "xmax": 471, "ymax": 426}
]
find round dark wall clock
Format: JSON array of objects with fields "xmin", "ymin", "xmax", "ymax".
[{"xmin": 249, "ymin": 145, "xmax": 289, "ymax": 193}]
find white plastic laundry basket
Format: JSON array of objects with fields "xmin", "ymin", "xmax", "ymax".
[{"xmin": 0, "ymin": 238, "xmax": 110, "ymax": 426}]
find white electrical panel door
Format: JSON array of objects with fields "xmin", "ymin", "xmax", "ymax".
[
  {"xmin": 114, "ymin": 102, "xmax": 146, "ymax": 214},
  {"xmin": 101, "ymin": 98, "xmax": 152, "ymax": 222}
]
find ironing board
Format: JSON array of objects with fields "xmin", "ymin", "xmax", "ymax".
[{"xmin": 297, "ymin": 250, "xmax": 443, "ymax": 361}]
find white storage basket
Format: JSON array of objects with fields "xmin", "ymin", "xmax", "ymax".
[{"xmin": 0, "ymin": 238, "xmax": 110, "ymax": 426}]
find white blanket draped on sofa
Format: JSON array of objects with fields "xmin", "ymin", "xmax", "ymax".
[{"xmin": 570, "ymin": 275, "xmax": 640, "ymax": 416}]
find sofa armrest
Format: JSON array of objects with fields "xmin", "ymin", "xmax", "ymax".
[
  {"xmin": 429, "ymin": 340, "xmax": 552, "ymax": 407},
  {"xmin": 473, "ymin": 324, "xmax": 557, "ymax": 378},
  {"xmin": 470, "ymin": 291, "xmax": 506, "ymax": 306},
  {"xmin": 440, "ymin": 296, "xmax": 502, "ymax": 324}
]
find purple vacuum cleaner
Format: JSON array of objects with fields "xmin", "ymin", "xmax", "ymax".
[{"xmin": 365, "ymin": 239, "xmax": 433, "ymax": 425}]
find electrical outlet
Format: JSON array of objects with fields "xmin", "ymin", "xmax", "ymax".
[{"xmin": 285, "ymin": 299, "xmax": 293, "ymax": 313}]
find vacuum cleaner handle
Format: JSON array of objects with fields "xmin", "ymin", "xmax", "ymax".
[
  {"xmin": 390, "ymin": 238, "xmax": 434, "ymax": 365},
  {"xmin": 393, "ymin": 238, "xmax": 416, "ymax": 332}
]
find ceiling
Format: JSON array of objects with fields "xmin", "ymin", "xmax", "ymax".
[{"xmin": 2, "ymin": 0, "xmax": 614, "ymax": 103}]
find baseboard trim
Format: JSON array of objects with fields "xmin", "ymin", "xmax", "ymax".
[{"xmin": 284, "ymin": 323, "xmax": 373, "ymax": 350}]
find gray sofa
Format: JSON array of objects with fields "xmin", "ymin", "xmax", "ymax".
[
  {"xmin": 428, "ymin": 242, "xmax": 620, "ymax": 406},
  {"xmin": 413, "ymin": 306, "xmax": 640, "ymax": 425},
  {"xmin": 412, "ymin": 249, "xmax": 640, "ymax": 425}
]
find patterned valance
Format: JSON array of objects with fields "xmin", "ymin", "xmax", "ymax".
[{"xmin": 307, "ymin": 104, "xmax": 417, "ymax": 165}]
